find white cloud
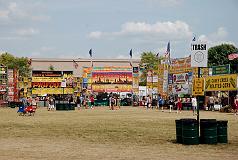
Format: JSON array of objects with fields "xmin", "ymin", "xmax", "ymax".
[
  {"xmin": 197, "ymin": 27, "xmax": 235, "ymax": 47},
  {"xmin": 88, "ymin": 31, "xmax": 102, "ymax": 39},
  {"xmin": 88, "ymin": 20, "xmax": 193, "ymax": 41},
  {"xmin": 16, "ymin": 28, "xmax": 39, "ymax": 36},
  {"xmin": 0, "ymin": 1, "xmax": 50, "ymax": 22}
]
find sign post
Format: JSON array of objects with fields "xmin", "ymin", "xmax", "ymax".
[{"xmin": 191, "ymin": 41, "xmax": 208, "ymax": 129}]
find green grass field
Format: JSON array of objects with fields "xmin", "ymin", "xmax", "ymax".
[{"xmin": 0, "ymin": 107, "xmax": 237, "ymax": 160}]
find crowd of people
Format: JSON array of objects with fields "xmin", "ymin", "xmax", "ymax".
[
  {"xmin": 140, "ymin": 93, "xmax": 238, "ymax": 116},
  {"xmin": 15, "ymin": 93, "xmax": 238, "ymax": 116}
]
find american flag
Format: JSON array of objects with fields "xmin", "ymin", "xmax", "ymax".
[{"xmin": 228, "ymin": 53, "xmax": 238, "ymax": 60}]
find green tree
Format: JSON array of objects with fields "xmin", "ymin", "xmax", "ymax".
[
  {"xmin": 139, "ymin": 52, "xmax": 161, "ymax": 86},
  {"xmin": 0, "ymin": 52, "xmax": 30, "ymax": 77},
  {"xmin": 208, "ymin": 44, "xmax": 238, "ymax": 66}
]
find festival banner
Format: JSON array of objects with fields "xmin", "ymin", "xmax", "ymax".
[
  {"xmin": 92, "ymin": 72, "xmax": 132, "ymax": 85},
  {"xmin": 92, "ymin": 84, "xmax": 132, "ymax": 92},
  {"xmin": 32, "ymin": 88, "xmax": 74, "ymax": 95},
  {"xmin": 93, "ymin": 66, "xmax": 131, "ymax": 72},
  {"xmin": 193, "ymin": 67, "xmax": 209, "ymax": 77},
  {"xmin": 192, "ymin": 78, "xmax": 205, "ymax": 96},
  {"xmin": 32, "ymin": 77, "xmax": 62, "ymax": 82},
  {"xmin": 212, "ymin": 64, "xmax": 230, "ymax": 75},
  {"xmin": 32, "ymin": 82, "xmax": 61, "ymax": 88},
  {"xmin": 32, "ymin": 71, "xmax": 62, "ymax": 77},
  {"xmin": 173, "ymin": 73, "xmax": 189, "ymax": 84},
  {"xmin": 205, "ymin": 74, "xmax": 237, "ymax": 91},
  {"xmin": 63, "ymin": 71, "xmax": 73, "ymax": 87},
  {"xmin": 163, "ymin": 70, "xmax": 168, "ymax": 93},
  {"xmin": 170, "ymin": 57, "xmax": 192, "ymax": 74},
  {"xmin": 7, "ymin": 69, "xmax": 14, "ymax": 102},
  {"xmin": 172, "ymin": 84, "xmax": 190, "ymax": 95}
]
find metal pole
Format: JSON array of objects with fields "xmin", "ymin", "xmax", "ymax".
[
  {"xmin": 152, "ymin": 70, "xmax": 153, "ymax": 99},
  {"xmin": 197, "ymin": 67, "xmax": 200, "ymax": 127}
]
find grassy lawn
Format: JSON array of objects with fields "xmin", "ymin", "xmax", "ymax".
[{"xmin": 0, "ymin": 106, "xmax": 237, "ymax": 160}]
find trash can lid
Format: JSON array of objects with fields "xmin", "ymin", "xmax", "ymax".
[{"xmin": 181, "ymin": 119, "xmax": 198, "ymax": 125}]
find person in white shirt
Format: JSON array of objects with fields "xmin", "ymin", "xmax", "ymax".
[{"xmin": 192, "ymin": 97, "xmax": 197, "ymax": 116}]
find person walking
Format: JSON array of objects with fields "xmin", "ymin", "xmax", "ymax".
[
  {"xmin": 109, "ymin": 96, "xmax": 112, "ymax": 109},
  {"xmin": 80, "ymin": 96, "xmax": 84, "ymax": 108},
  {"xmin": 158, "ymin": 94, "xmax": 164, "ymax": 111},
  {"xmin": 177, "ymin": 97, "xmax": 182, "ymax": 113},
  {"xmin": 209, "ymin": 96, "xmax": 215, "ymax": 111},
  {"xmin": 168, "ymin": 97, "xmax": 174, "ymax": 113},
  {"xmin": 49, "ymin": 97, "xmax": 55, "ymax": 111},
  {"xmin": 76, "ymin": 96, "xmax": 81, "ymax": 110},
  {"xmin": 90, "ymin": 95, "xmax": 95, "ymax": 109},
  {"xmin": 192, "ymin": 96, "xmax": 197, "ymax": 116},
  {"xmin": 234, "ymin": 95, "xmax": 238, "ymax": 116},
  {"xmin": 146, "ymin": 95, "xmax": 150, "ymax": 109}
]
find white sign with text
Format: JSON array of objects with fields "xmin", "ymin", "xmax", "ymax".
[{"xmin": 191, "ymin": 42, "xmax": 208, "ymax": 67}]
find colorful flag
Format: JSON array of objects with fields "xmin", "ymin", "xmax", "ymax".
[
  {"xmin": 228, "ymin": 53, "xmax": 238, "ymax": 60},
  {"xmin": 89, "ymin": 49, "xmax": 92, "ymax": 57}
]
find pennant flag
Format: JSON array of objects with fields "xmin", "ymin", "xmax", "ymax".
[
  {"xmin": 73, "ymin": 60, "xmax": 78, "ymax": 69},
  {"xmin": 166, "ymin": 41, "xmax": 170, "ymax": 54},
  {"xmin": 129, "ymin": 49, "xmax": 132, "ymax": 58},
  {"xmin": 89, "ymin": 49, "xmax": 92, "ymax": 57},
  {"xmin": 164, "ymin": 41, "xmax": 171, "ymax": 64},
  {"xmin": 228, "ymin": 53, "xmax": 238, "ymax": 60},
  {"xmin": 156, "ymin": 52, "xmax": 159, "ymax": 58}
]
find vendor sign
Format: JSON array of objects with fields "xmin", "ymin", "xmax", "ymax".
[
  {"xmin": 212, "ymin": 64, "xmax": 230, "ymax": 75},
  {"xmin": 173, "ymin": 73, "xmax": 189, "ymax": 84},
  {"xmin": 205, "ymin": 74, "xmax": 237, "ymax": 91},
  {"xmin": 172, "ymin": 83, "xmax": 190, "ymax": 95},
  {"xmin": 92, "ymin": 84, "xmax": 132, "ymax": 92},
  {"xmin": 32, "ymin": 77, "xmax": 62, "ymax": 82},
  {"xmin": 32, "ymin": 88, "xmax": 74, "ymax": 95},
  {"xmin": 192, "ymin": 78, "xmax": 204, "ymax": 96}
]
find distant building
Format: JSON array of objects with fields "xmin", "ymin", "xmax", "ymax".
[{"xmin": 31, "ymin": 58, "xmax": 140, "ymax": 77}]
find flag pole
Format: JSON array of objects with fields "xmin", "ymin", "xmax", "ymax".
[{"xmin": 129, "ymin": 49, "xmax": 133, "ymax": 106}]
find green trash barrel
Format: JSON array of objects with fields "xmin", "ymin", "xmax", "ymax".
[
  {"xmin": 70, "ymin": 104, "xmax": 75, "ymax": 110},
  {"xmin": 56, "ymin": 103, "xmax": 65, "ymax": 110},
  {"xmin": 175, "ymin": 119, "xmax": 182, "ymax": 143},
  {"xmin": 217, "ymin": 120, "xmax": 228, "ymax": 143},
  {"xmin": 182, "ymin": 119, "xmax": 199, "ymax": 145},
  {"xmin": 64, "ymin": 104, "xmax": 70, "ymax": 110},
  {"xmin": 200, "ymin": 119, "xmax": 217, "ymax": 144}
]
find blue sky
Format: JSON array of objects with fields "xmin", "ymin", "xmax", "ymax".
[{"xmin": 0, "ymin": 0, "xmax": 237, "ymax": 59}]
